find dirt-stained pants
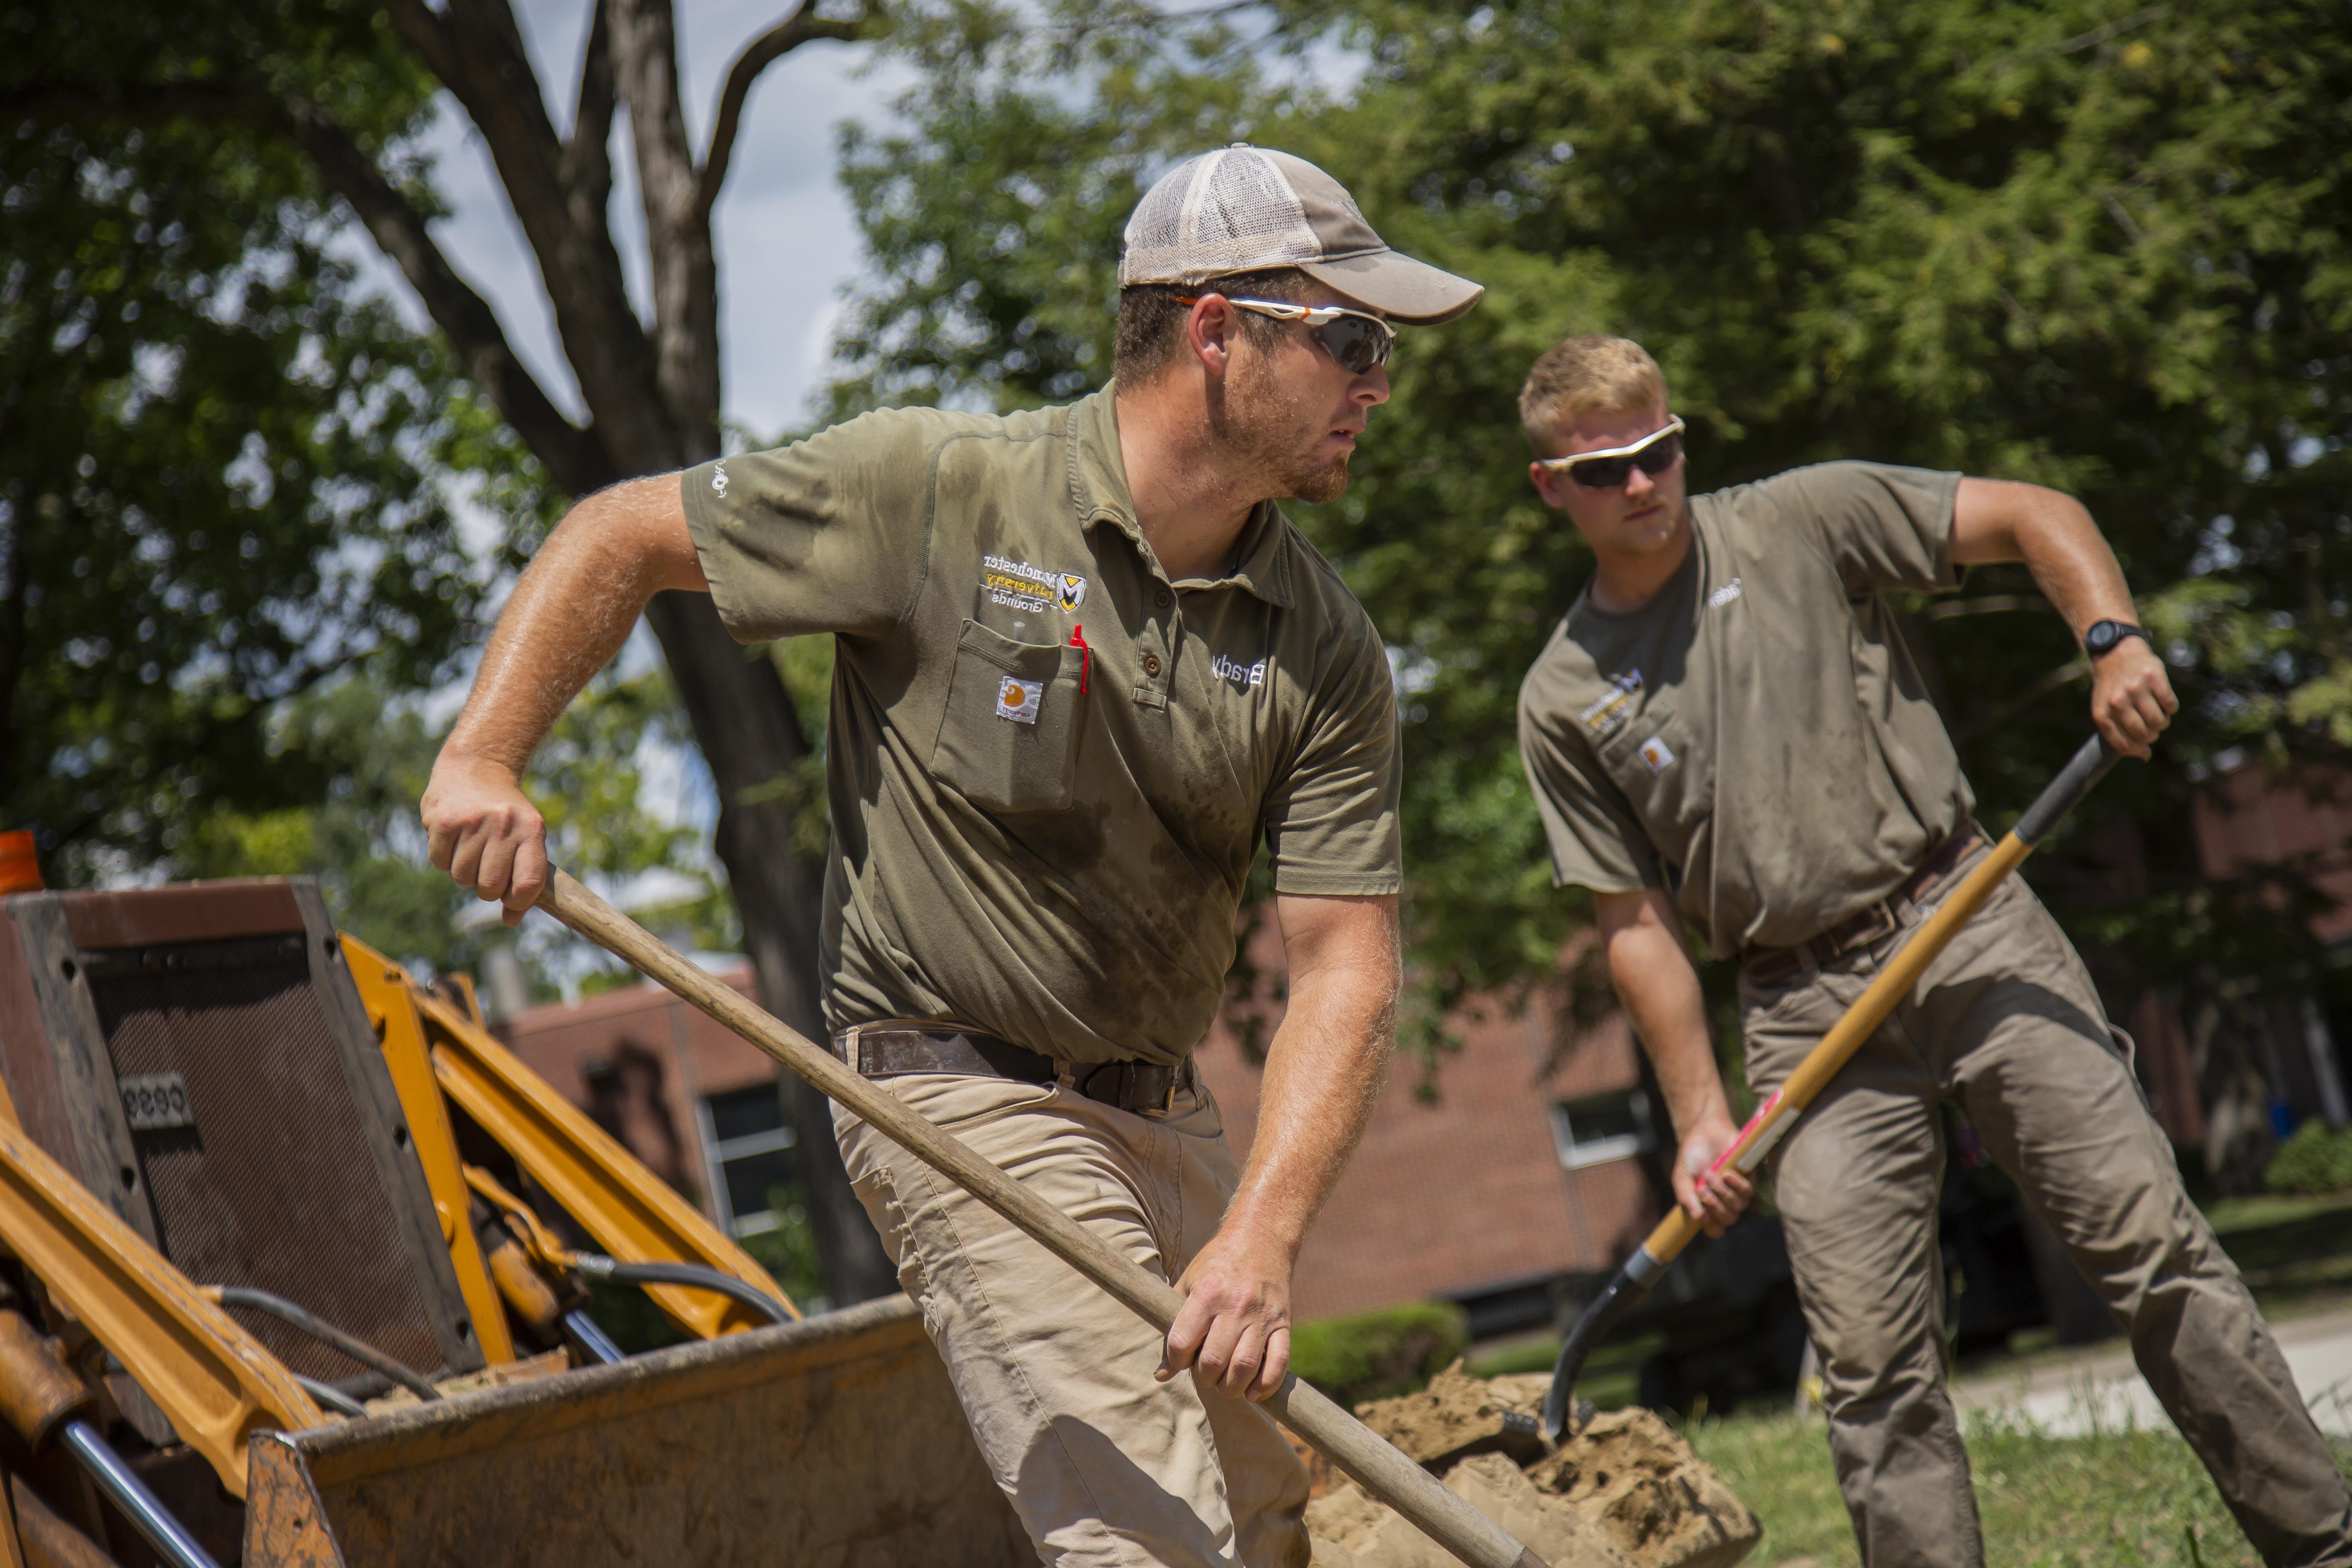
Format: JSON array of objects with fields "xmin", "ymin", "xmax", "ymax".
[
  {"xmin": 1744, "ymin": 850, "xmax": 2352, "ymax": 1568},
  {"xmin": 835, "ymin": 1073, "xmax": 1311, "ymax": 1568}
]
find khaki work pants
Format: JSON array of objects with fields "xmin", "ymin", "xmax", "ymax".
[
  {"xmin": 1744, "ymin": 851, "xmax": 2352, "ymax": 1568},
  {"xmin": 835, "ymin": 1073, "xmax": 1312, "ymax": 1568}
]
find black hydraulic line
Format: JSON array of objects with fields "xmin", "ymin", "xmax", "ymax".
[
  {"xmin": 573, "ymin": 1255, "xmax": 793, "ymax": 1325},
  {"xmin": 290, "ymin": 1373, "xmax": 369, "ymax": 1419},
  {"xmin": 211, "ymin": 1287, "xmax": 441, "ymax": 1403}
]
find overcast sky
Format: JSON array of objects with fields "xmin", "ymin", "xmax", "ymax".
[{"xmin": 362, "ymin": 0, "xmax": 907, "ymax": 444}]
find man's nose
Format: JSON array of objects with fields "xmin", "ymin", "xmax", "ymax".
[
  {"xmin": 1355, "ymin": 365, "xmax": 1391, "ymax": 406},
  {"xmin": 1624, "ymin": 463, "xmax": 1656, "ymax": 501}
]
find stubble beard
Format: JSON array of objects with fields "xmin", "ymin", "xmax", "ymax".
[{"xmin": 1216, "ymin": 350, "xmax": 1353, "ymax": 504}]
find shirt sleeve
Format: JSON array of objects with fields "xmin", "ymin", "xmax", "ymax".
[
  {"xmin": 1516, "ymin": 671, "xmax": 1662, "ymax": 895},
  {"xmin": 680, "ymin": 408, "xmax": 937, "ymax": 645},
  {"xmin": 1768, "ymin": 461, "xmax": 1963, "ymax": 597},
  {"xmin": 1261, "ymin": 612, "xmax": 1403, "ymax": 898}
]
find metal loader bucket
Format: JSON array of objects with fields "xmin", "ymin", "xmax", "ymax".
[{"xmin": 243, "ymin": 1294, "xmax": 1025, "ymax": 1568}]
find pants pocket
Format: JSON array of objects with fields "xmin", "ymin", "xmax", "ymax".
[{"xmin": 930, "ymin": 619, "xmax": 1087, "ymax": 813}]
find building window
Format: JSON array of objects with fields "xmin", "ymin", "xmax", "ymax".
[
  {"xmin": 697, "ymin": 1084, "xmax": 800, "ymax": 1236},
  {"xmin": 1550, "ymin": 1088, "xmax": 1654, "ymax": 1169}
]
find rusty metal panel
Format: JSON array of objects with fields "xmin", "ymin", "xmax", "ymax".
[{"xmin": 245, "ymin": 1295, "xmax": 1030, "ymax": 1568}]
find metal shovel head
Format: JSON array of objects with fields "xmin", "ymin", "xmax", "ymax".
[{"xmin": 241, "ymin": 1294, "xmax": 1030, "ymax": 1567}]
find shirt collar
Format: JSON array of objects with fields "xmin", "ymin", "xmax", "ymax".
[{"xmin": 1067, "ymin": 384, "xmax": 1296, "ymax": 608}]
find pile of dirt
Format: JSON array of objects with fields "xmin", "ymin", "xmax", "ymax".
[{"xmin": 1307, "ymin": 1363, "xmax": 1760, "ymax": 1568}]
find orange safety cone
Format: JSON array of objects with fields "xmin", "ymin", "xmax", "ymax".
[{"xmin": 0, "ymin": 831, "xmax": 42, "ymax": 896}]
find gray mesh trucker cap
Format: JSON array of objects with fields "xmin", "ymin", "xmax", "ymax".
[{"xmin": 1120, "ymin": 145, "xmax": 1482, "ymax": 325}]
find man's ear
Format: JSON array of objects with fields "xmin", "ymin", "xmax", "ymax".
[
  {"xmin": 1529, "ymin": 461, "xmax": 1566, "ymax": 509},
  {"xmin": 1186, "ymin": 293, "xmax": 1237, "ymax": 379}
]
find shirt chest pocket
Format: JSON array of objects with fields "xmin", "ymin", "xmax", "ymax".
[
  {"xmin": 931, "ymin": 619, "xmax": 1088, "ymax": 814},
  {"xmin": 1594, "ymin": 703, "xmax": 1713, "ymax": 864}
]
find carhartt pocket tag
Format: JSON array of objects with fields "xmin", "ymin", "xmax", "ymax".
[
  {"xmin": 996, "ymin": 676, "xmax": 1044, "ymax": 724},
  {"xmin": 1638, "ymin": 736, "xmax": 1675, "ymax": 773}
]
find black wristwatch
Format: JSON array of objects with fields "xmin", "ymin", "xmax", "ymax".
[{"xmin": 2083, "ymin": 619, "xmax": 2153, "ymax": 659}]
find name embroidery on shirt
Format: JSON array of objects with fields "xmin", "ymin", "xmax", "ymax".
[
  {"xmin": 1210, "ymin": 653, "xmax": 1267, "ymax": 689},
  {"xmin": 982, "ymin": 555, "xmax": 1087, "ymax": 615},
  {"xmin": 1707, "ymin": 577, "xmax": 1744, "ymax": 608},
  {"xmin": 1579, "ymin": 670, "xmax": 1643, "ymax": 740}
]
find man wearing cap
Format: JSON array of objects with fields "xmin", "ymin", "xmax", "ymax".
[
  {"xmin": 1512, "ymin": 335, "xmax": 2352, "ymax": 1566},
  {"xmin": 421, "ymin": 146, "xmax": 1479, "ymax": 1566}
]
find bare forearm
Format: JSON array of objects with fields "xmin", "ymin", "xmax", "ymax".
[
  {"xmin": 443, "ymin": 477, "xmax": 700, "ymax": 776},
  {"xmin": 1604, "ymin": 916, "xmax": 1728, "ymax": 1136},
  {"xmin": 1225, "ymin": 966, "xmax": 1394, "ymax": 1254},
  {"xmin": 1951, "ymin": 478, "xmax": 2135, "ymax": 635}
]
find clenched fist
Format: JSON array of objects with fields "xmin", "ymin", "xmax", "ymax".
[{"xmin": 421, "ymin": 753, "xmax": 548, "ymax": 928}]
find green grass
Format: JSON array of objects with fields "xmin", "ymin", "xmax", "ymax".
[{"xmin": 1690, "ymin": 1410, "xmax": 2352, "ymax": 1567}]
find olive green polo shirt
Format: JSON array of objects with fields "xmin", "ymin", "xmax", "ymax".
[
  {"xmin": 1516, "ymin": 461, "xmax": 1970, "ymax": 958},
  {"xmin": 681, "ymin": 388, "xmax": 1400, "ymax": 1067}
]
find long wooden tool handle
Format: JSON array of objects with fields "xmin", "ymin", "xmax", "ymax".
[
  {"xmin": 1640, "ymin": 733, "xmax": 2123, "ymax": 1267},
  {"xmin": 536, "ymin": 869, "xmax": 1546, "ymax": 1568}
]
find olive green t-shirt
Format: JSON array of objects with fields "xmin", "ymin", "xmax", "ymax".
[
  {"xmin": 1516, "ymin": 461, "xmax": 1969, "ymax": 958},
  {"xmin": 681, "ymin": 388, "xmax": 1401, "ymax": 1066}
]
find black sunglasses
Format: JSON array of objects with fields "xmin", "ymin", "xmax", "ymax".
[
  {"xmin": 1172, "ymin": 295, "xmax": 1397, "ymax": 375},
  {"xmin": 1537, "ymin": 417, "xmax": 1687, "ymax": 489}
]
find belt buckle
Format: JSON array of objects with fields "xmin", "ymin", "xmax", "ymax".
[
  {"xmin": 1843, "ymin": 900, "xmax": 1901, "ymax": 955},
  {"xmin": 1135, "ymin": 1065, "xmax": 1176, "ymax": 1121}
]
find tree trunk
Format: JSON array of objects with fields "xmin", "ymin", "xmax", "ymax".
[{"xmin": 644, "ymin": 591, "xmax": 898, "ymax": 1303}]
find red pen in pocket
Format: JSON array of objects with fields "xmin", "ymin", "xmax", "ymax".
[{"xmin": 1069, "ymin": 624, "xmax": 1090, "ymax": 695}]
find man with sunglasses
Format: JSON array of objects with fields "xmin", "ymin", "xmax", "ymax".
[
  {"xmin": 1513, "ymin": 335, "xmax": 2350, "ymax": 1566},
  {"xmin": 421, "ymin": 143, "xmax": 1478, "ymax": 1566}
]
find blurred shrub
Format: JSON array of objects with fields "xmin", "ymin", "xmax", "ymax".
[
  {"xmin": 2264, "ymin": 1120, "xmax": 2352, "ymax": 1194},
  {"xmin": 1290, "ymin": 1301, "xmax": 1469, "ymax": 1409}
]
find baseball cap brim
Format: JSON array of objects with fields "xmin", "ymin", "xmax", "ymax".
[{"xmin": 1300, "ymin": 249, "xmax": 1483, "ymax": 325}]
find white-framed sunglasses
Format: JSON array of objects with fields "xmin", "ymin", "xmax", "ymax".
[
  {"xmin": 1172, "ymin": 294, "xmax": 1397, "ymax": 374},
  {"xmin": 1536, "ymin": 416, "xmax": 1687, "ymax": 489}
]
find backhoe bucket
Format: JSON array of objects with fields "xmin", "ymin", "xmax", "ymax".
[{"xmin": 242, "ymin": 1295, "xmax": 1027, "ymax": 1568}]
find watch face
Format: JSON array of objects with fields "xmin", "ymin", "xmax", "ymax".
[{"xmin": 2087, "ymin": 622, "xmax": 2118, "ymax": 655}]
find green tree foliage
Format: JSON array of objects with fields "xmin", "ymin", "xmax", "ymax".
[
  {"xmin": 0, "ymin": 0, "xmax": 496, "ymax": 885},
  {"xmin": 834, "ymin": 0, "xmax": 2352, "ymax": 1062}
]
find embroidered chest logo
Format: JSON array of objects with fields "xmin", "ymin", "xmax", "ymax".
[
  {"xmin": 996, "ymin": 676, "xmax": 1043, "ymax": 724},
  {"xmin": 983, "ymin": 555, "xmax": 1085, "ymax": 615},
  {"xmin": 1638, "ymin": 735, "xmax": 1676, "ymax": 774},
  {"xmin": 710, "ymin": 464, "xmax": 729, "ymax": 497},
  {"xmin": 1579, "ymin": 670, "xmax": 1644, "ymax": 740},
  {"xmin": 1210, "ymin": 653, "xmax": 1267, "ymax": 689},
  {"xmin": 1707, "ymin": 577, "xmax": 1743, "ymax": 608}
]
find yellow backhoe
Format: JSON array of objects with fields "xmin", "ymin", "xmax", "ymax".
[{"xmin": 0, "ymin": 877, "xmax": 1024, "ymax": 1566}]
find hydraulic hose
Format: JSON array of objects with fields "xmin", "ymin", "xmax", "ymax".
[
  {"xmin": 573, "ymin": 1255, "xmax": 793, "ymax": 1326},
  {"xmin": 290, "ymin": 1373, "xmax": 369, "ymax": 1419},
  {"xmin": 207, "ymin": 1287, "xmax": 441, "ymax": 1403}
]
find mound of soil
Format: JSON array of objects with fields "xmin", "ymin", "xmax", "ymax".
[{"xmin": 1307, "ymin": 1364, "xmax": 1760, "ymax": 1568}]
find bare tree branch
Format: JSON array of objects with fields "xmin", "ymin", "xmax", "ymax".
[
  {"xmin": 283, "ymin": 102, "xmax": 613, "ymax": 499},
  {"xmin": 700, "ymin": 2, "xmax": 873, "ymax": 216},
  {"xmin": 561, "ymin": 0, "xmax": 618, "ymax": 215},
  {"xmin": 609, "ymin": 0, "xmax": 719, "ymax": 459},
  {"xmin": 0, "ymin": 77, "xmax": 608, "ymax": 496},
  {"xmin": 387, "ymin": 0, "xmax": 678, "ymax": 473}
]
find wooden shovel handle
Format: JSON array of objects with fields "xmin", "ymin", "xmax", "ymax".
[{"xmin": 535, "ymin": 869, "xmax": 1546, "ymax": 1568}]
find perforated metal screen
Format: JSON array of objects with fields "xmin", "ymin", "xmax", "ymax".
[{"xmin": 85, "ymin": 936, "xmax": 449, "ymax": 1385}]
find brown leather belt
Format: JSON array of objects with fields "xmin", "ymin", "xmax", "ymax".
[
  {"xmin": 831, "ymin": 1021, "xmax": 1196, "ymax": 1120},
  {"xmin": 1742, "ymin": 825, "xmax": 1987, "ymax": 987}
]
